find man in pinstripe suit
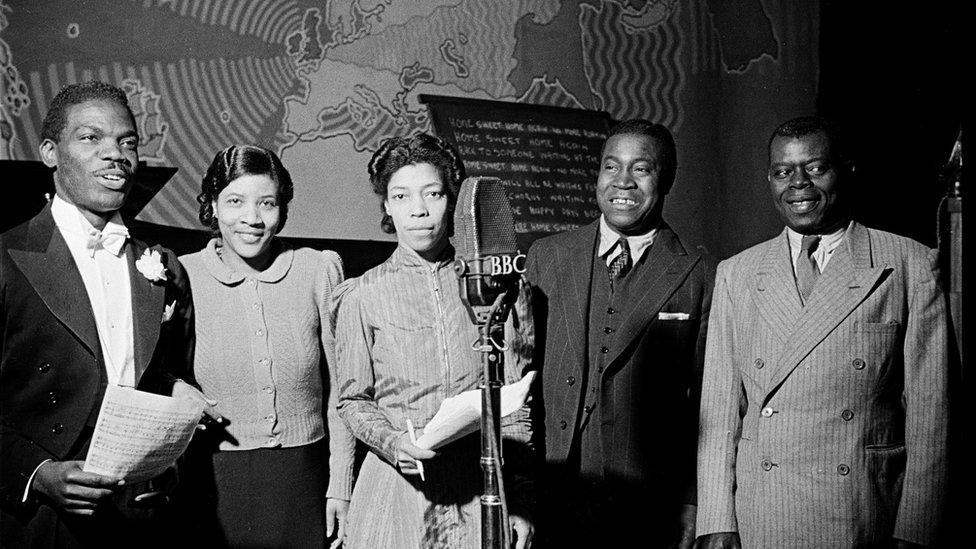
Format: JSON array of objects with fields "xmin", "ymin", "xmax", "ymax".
[
  {"xmin": 527, "ymin": 120, "xmax": 713, "ymax": 547},
  {"xmin": 696, "ymin": 117, "xmax": 951, "ymax": 548}
]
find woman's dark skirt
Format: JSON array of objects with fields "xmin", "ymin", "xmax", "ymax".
[{"xmin": 212, "ymin": 438, "xmax": 327, "ymax": 548}]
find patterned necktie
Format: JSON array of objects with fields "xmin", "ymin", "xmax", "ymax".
[
  {"xmin": 796, "ymin": 235, "xmax": 821, "ymax": 304},
  {"xmin": 608, "ymin": 238, "xmax": 632, "ymax": 288}
]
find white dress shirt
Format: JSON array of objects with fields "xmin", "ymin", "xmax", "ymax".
[
  {"xmin": 597, "ymin": 215, "xmax": 658, "ymax": 265},
  {"xmin": 51, "ymin": 196, "xmax": 135, "ymax": 387},
  {"xmin": 786, "ymin": 220, "xmax": 852, "ymax": 275}
]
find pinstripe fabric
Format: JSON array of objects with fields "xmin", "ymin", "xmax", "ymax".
[
  {"xmin": 526, "ymin": 220, "xmax": 714, "ymax": 544},
  {"xmin": 331, "ymin": 244, "xmax": 535, "ymax": 549},
  {"xmin": 697, "ymin": 223, "xmax": 951, "ymax": 548}
]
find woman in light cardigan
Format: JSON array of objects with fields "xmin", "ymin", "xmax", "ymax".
[{"xmin": 180, "ymin": 145, "xmax": 355, "ymax": 548}]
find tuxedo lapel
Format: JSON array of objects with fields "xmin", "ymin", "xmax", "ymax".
[
  {"xmin": 761, "ymin": 223, "xmax": 887, "ymax": 402},
  {"xmin": 752, "ymin": 231, "xmax": 803, "ymax": 345},
  {"xmin": 7, "ymin": 207, "xmax": 101, "ymax": 360},
  {"xmin": 603, "ymin": 225, "xmax": 697, "ymax": 372},
  {"xmin": 127, "ymin": 240, "xmax": 165, "ymax": 383}
]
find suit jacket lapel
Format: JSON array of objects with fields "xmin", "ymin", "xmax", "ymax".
[
  {"xmin": 761, "ymin": 223, "xmax": 887, "ymax": 402},
  {"xmin": 127, "ymin": 240, "xmax": 165, "ymax": 383},
  {"xmin": 752, "ymin": 230, "xmax": 803, "ymax": 346},
  {"xmin": 603, "ymin": 225, "xmax": 697, "ymax": 372},
  {"xmin": 555, "ymin": 221, "xmax": 597, "ymax": 372},
  {"xmin": 7, "ymin": 206, "xmax": 101, "ymax": 360}
]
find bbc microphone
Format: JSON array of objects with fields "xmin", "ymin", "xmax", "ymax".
[
  {"xmin": 451, "ymin": 175, "xmax": 524, "ymax": 548},
  {"xmin": 451, "ymin": 176, "xmax": 526, "ymax": 323}
]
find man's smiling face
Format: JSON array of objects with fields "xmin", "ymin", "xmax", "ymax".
[
  {"xmin": 596, "ymin": 132, "xmax": 668, "ymax": 236},
  {"xmin": 767, "ymin": 131, "xmax": 849, "ymax": 235}
]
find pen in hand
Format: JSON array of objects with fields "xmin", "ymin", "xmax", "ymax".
[{"xmin": 405, "ymin": 419, "xmax": 426, "ymax": 482}]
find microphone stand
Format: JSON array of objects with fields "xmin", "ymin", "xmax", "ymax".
[{"xmin": 469, "ymin": 291, "xmax": 515, "ymax": 549}]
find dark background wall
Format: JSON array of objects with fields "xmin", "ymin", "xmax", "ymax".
[{"xmin": 817, "ymin": 0, "xmax": 964, "ymax": 249}]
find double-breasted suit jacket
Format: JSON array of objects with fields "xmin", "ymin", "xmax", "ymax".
[
  {"xmin": 697, "ymin": 222, "xmax": 951, "ymax": 548},
  {"xmin": 526, "ymin": 220, "xmax": 713, "ymax": 520},
  {"xmin": 0, "ymin": 205, "xmax": 193, "ymax": 544}
]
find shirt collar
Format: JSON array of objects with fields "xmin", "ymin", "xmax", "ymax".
[
  {"xmin": 51, "ymin": 195, "xmax": 129, "ymax": 257},
  {"xmin": 786, "ymin": 220, "xmax": 852, "ymax": 256},
  {"xmin": 597, "ymin": 215, "xmax": 658, "ymax": 262},
  {"xmin": 201, "ymin": 237, "xmax": 294, "ymax": 284},
  {"xmin": 390, "ymin": 243, "xmax": 455, "ymax": 271}
]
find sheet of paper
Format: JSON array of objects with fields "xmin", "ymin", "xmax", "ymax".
[
  {"xmin": 415, "ymin": 371, "xmax": 536, "ymax": 450},
  {"xmin": 83, "ymin": 385, "xmax": 204, "ymax": 482}
]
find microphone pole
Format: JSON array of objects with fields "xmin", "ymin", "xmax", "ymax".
[
  {"xmin": 452, "ymin": 176, "xmax": 525, "ymax": 549},
  {"xmin": 465, "ymin": 288, "xmax": 512, "ymax": 549},
  {"xmin": 455, "ymin": 260, "xmax": 520, "ymax": 549}
]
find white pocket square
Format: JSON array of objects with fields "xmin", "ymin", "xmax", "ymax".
[
  {"xmin": 161, "ymin": 301, "xmax": 176, "ymax": 323},
  {"xmin": 658, "ymin": 312, "xmax": 690, "ymax": 321}
]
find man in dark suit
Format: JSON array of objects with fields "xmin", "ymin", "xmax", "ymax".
[
  {"xmin": 0, "ymin": 81, "xmax": 197, "ymax": 547},
  {"xmin": 526, "ymin": 119, "xmax": 713, "ymax": 547}
]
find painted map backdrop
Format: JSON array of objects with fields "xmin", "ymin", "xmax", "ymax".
[{"xmin": 1, "ymin": 0, "xmax": 817, "ymax": 254}]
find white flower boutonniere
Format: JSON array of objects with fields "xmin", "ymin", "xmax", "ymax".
[{"xmin": 136, "ymin": 249, "xmax": 168, "ymax": 283}]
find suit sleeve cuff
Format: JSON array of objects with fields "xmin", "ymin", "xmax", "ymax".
[{"xmin": 21, "ymin": 459, "xmax": 52, "ymax": 503}]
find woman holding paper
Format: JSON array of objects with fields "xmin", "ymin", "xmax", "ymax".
[
  {"xmin": 180, "ymin": 145, "xmax": 355, "ymax": 547},
  {"xmin": 332, "ymin": 133, "xmax": 536, "ymax": 548}
]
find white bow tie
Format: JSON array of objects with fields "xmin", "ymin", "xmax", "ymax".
[{"xmin": 86, "ymin": 227, "xmax": 129, "ymax": 257}]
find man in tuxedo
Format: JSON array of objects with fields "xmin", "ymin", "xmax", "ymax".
[
  {"xmin": 526, "ymin": 119, "xmax": 713, "ymax": 547},
  {"xmin": 0, "ymin": 81, "xmax": 197, "ymax": 547},
  {"xmin": 696, "ymin": 117, "xmax": 952, "ymax": 548}
]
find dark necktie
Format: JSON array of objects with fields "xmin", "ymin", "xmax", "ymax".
[
  {"xmin": 796, "ymin": 235, "xmax": 821, "ymax": 304},
  {"xmin": 608, "ymin": 238, "xmax": 631, "ymax": 289}
]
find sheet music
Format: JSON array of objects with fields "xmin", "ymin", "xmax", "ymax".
[
  {"xmin": 83, "ymin": 386, "xmax": 204, "ymax": 482},
  {"xmin": 415, "ymin": 371, "xmax": 536, "ymax": 450}
]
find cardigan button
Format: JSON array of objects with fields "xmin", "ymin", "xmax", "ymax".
[
  {"xmin": 852, "ymin": 358, "xmax": 865, "ymax": 370},
  {"xmin": 841, "ymin": 409, "xmax": 854, "ymax": 421},
  {"xmin": 837, "ymin": 463, "xmax": 851, "ymax": 476},
  {"xmin": 51, "ymin": 423, "xmax": 64, "ymax": 434},
  {"xmin": 38, "ymin": 362, "xmax": 52, "ymax": 373},
  {"xmin": 754, "ymin": 358, "xmax": 765, "ymax": 369},
  {"xmin": 559, "ymin": 420, "xmax": 568, "ymax": 430},
  {"xmin": 566, "ymin": 376, "xmax": 575, "ymax": 386}
]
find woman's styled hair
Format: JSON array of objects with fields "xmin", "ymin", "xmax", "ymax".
[
  {"xmin": 367, "ymin": 133, "xmax": 465, "ymax": 234},
  {"xmin": 197, "ymin": 145, "xmax": 295, "ymax": 235}
]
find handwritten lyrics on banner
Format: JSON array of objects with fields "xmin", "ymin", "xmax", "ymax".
[{"xmin": 422, "ymin": 95, "xmax": 611, "ymax": 250}]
